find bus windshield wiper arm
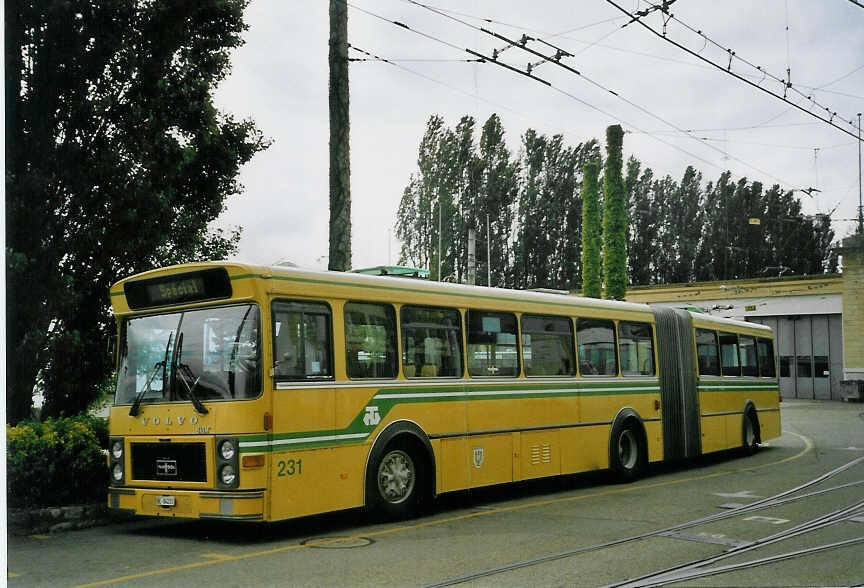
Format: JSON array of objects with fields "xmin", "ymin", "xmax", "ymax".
[
  {"xmin": 173, "ymin": 332, "xmax": 209, "ymax": 415},
  {"xmin": 129, "ymin": 332, "xmax": 173, "ymax": 416}
]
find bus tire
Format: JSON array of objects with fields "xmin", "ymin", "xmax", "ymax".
[
  {"xmin": 367, "ymin": 438, "xmax": 425, "ymax": 520},
  {"xmin": 742, "ymin": 410, "xmax": 760, "ymax": 456},
  {"xmin": 610, "ymin": 420, "xmax": 646, "ymax": 482}
]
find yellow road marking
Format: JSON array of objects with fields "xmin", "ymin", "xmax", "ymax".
[
  {"xmin": 200, "ymin": 553, "xmax": 234, "ymax": 561},
  {"xmin": 30, "ymin": 535, "xmax": 52, "ymax": 540},
  {"xmin": 72, "ymin": 430, "xmax": 813, "ymax": 588},
  {"xmin": 8, "ymin": 572, "xmax": 22, "ymax": 578}
]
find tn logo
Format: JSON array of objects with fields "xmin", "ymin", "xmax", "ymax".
[{"xmin": 363, "ymin": 406, "xmax": 381, "ymax": 426}]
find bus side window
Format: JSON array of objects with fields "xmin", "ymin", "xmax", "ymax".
[
  {"xmin": 757, "ymin": 338, "xmax": 777, "ymax": 377},
  {"xmin": 576, "ymin": 318, "xmax": 618, "ymax": 376},
  {"xmin": 272, "ymin": 301, "xmax": 333, "ymax": 381},
  {"xmin": 695, "ymin": 329, "xmax": 721, "ymax": 376},
  {"xmin": 719, "ymin": 332, "xmax": 741, "ymax": 376},
  {"xmin": 521, "ymin": 315, "xmax": 575, "ymax": 377},
  {"xmin": 401, "ymin": 305, "xmax": 462, "ymax": 378},
  {"xmin": 344, "ymin": 302, "xmax": 398, "ymax": 379},
  {"xmin": 619, "ymin": 321, "xmax": 655, "ymax": 376},
  {"xmin": 739, "ymin": 335, "xmax": 758, "ymax": 377},
  {"xmin": 467, "ymin": 311, "xmax": 519, "ymax": 377}
]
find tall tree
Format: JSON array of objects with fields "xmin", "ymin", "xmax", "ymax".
[
  {"xmin": 6, "ymin": 0, "xmax": 268, "ymax": 422},
  {"xmin": 602, "ymin": 125, "xmax": 627, "ymax": 300},
  {"xmin": 626, "ymin": 158, "xmax": 657, "ymax": 286},
  {"xmin": 475, "ymin": 114, "xmax": 519, "ymax": 287},
  {"xmin": 328, "ymin": 0, "xmax": 351, "ymax": 271},
  {"xmin": 581, "ymin": 160, "xmax": 602, "ymax": 298}
]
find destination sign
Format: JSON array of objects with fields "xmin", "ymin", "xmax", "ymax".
[{"xmin": 124, "ymin": 268, "xmax": 232, "ymax": 309}]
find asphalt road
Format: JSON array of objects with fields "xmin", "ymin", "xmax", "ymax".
[{"xmin": 8, "ymin": 399, "xmax": 864, "ymax": 587}]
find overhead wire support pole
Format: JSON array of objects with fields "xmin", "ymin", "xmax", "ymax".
[{"xmin": 603, "ymin": 0, "xmax": 862, "ymax": 141}]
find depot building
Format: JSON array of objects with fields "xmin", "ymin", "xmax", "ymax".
[{"xmin": 624, "ymin": 233, "xmax": 864, "ymax": 401}]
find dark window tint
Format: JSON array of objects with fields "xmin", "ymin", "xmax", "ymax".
[
  {"xmin": 521, "ymin": 315, "xmax": 575, "ymax": 376},
  {"xmin": 401, "ymin": 306, "xmax": 463, "ymax": 378},
  {"xmin": 696, "ymin": 329, "xmax": 721, "ymax": 376},
  {"xmin": 618, "ymin": 322, "xmax": 655, "ymax": 376},
  {"xmin": 814, "ymin": 356, "xmax": 829, "ymax": 378},
  {"xmin": 779, "ymin": 356, "xmax": 792, "ymax": 377},
  {"xmin": 467, "ymin": 311, "xmax": 519, "ymax": 377},
  {"xmin": 273, "ymin": 301, "xmax": 332, "ymax": 381},
  {"xmin": 345, "ymin": 302, "xmax": 397, "ymax": 379},
  {"xmin": 577, "ymin": 319, "xmax": 618, "ymax": 376},
  {"xmin": 719, "ymin": 332, "xmax": 741, "ymax": 376},
  {"xmin": 739, "ymin": 335, "xmax": 758, "ymax": 377},
  {"xmin": 757, "ymin": 338, "xmax": 776, "ymax": 378},
  {"xmin": 797, "ymin": 355, "xmax": 812, "ymax": 378}
]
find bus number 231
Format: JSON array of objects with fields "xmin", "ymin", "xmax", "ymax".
[{"xmin": 277, "ymin": 459, "xmax": 303, "ymax": 477}]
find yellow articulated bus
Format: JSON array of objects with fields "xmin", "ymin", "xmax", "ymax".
[{"xmin": 107, "ymin": 262, "xmax": 781, "ymax": 522}]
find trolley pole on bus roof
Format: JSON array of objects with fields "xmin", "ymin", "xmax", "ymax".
[{"xmin": 328, "ymin": 0, "xmax": 352, "ymax": 271}]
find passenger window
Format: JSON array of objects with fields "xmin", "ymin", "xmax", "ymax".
[
  {"xmin": 719, "ymin": 332, "xmax": 741, "ymax": 376},
  {"xmin": 739, "ymin": 335, "xmax": 758, "ymax": 377},
  {"xmin": 272, "ymin": 301, "xmax": 332, "ymax": 380},
  {"xmin": 619, "ymin": 322, "xmax": 655, "ymax": 376},
  {"xmin": 401, "ymin": 306, "xmax": 462, "ymax": 378},
  {"xmin": 757, "ymin": 338, "xmax": 776, "ymax": 377},
  {"xmin": 345, "ymin": 302, "xmax": 397, "ymax": 379},
  {"xmin": 576, "ymin": 318, "xmax": 618, "ymax": 376},
  {"xmin": 467, "ymin": 311, "xmax": 519, "ymax": 377},
  {"xmin": 521, "ymin": 315, "xmax": 575, "ymax": 376},
  {"xmin": 696, "ymin": 329, "xmax": 721, "ymax": 376}
]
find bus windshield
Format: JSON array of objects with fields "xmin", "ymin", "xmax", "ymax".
[{"xmin": 115, "ymin": 304, "xmax": 260, "ymax": 406}]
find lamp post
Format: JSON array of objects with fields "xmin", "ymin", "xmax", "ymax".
[{"xmin": 857, "ymin": 113, "xmax": 862, "ymax": 234}]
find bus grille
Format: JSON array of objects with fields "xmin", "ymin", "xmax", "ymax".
[{"xmin": 130, "ymin": 442, "xmax": 207, "ymax": 482}]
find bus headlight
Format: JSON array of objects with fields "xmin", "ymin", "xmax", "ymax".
[
  {"xmin": 215, "ymin": 436, "xmax": 239, "ymax": 489},
  {"xmin": 219, "ymin": 440, "xmax": 236, "ymax": 461},
  {"xmin": 109, "ymin": 436, "xmax": 125, "ymax": 486},
  {"xmin": 220, "ymin": 465, "xmax": 236, "ymax": 486}
]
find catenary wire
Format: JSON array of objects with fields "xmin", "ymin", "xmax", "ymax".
[
  {"xmin": 402, "ymin": 0, "xmax": 801, "ymax": 188},
  {"xmin": 604, "ymin": 0, "xmax": 861, "ymax": 140}
]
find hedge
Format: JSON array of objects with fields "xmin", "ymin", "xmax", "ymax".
[{"xmin": 7, "ymin": 415, "xmax": 109, "ymax": 508}]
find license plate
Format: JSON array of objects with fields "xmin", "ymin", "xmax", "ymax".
[{"xmin": 157, "ymin": 495, "xmax": 176, "ymax": 507}]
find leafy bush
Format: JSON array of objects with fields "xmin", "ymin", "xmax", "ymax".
[{"xmin": 7, "ymin": 416, "xmax": 108, "ymax": 508}]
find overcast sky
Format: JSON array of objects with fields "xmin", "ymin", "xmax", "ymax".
[{"xmin": 212, "ymin": 0, "xmax": 864, "ymax": 271}]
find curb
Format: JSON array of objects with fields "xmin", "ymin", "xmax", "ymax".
[{"xmin": 8, "ymin": 503, "xmax": 134, "ymax": 536}]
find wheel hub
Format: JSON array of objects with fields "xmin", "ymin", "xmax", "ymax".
[{"xmin": 378, "ymin": 450, "xmax": 415, "ymax": 504}]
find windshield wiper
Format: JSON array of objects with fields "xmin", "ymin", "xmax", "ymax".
[
  {"xmin": 173, "ymin": 332, "xmax": 209, "ymax": 415},
  {"xmin": 129, "ymin": 331, "xmax": 173, "ymax": 417}
]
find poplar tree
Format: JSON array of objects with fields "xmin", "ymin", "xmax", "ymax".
[
  {"xmin": 602, "ymin": 125, "xmax": 627, "ymax": 300},
  {"xmin": 581, "ymin": 161, "xmax": 602, "ymax": 298}
]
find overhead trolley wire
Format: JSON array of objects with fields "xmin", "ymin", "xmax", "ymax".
[
  {"xmin": 604, "ymin": 0, "xmax": 862, "ymax": 141},
  {"xmin": 401, "ymin": 0, "xmax": 801, "ymax": 188},
  {"xmin": 349, "ymin": 2, "xmax": 753, "ymax": 180}
]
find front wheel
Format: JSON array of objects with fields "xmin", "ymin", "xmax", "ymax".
[
  {"xmin": 610, "ymin": 421, "xmax": 647, "ymax": 482},
  {"xmin": 367, "ymin": 440, "xmax": 424, "ymax": 520}
]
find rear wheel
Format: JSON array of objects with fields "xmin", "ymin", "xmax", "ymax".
[
  {"xmin": 610, "ymin": 420, "xmax": 646, "ymax": 482},
  {"xmin": 742, "ymin": 411, "xmax": 759, "ymax": 455},
  {"xmin": 367, "ymin": 439, "xmax": 425, "ymax": 520}
]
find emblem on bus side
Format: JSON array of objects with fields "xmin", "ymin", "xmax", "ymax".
[
  {"xmin": 473, "ymin": 446, "xmax": 484, "ymax": 468},
  {"xmin": 363, "ymin": 406, "xmax": 381, "ymax": 426}
]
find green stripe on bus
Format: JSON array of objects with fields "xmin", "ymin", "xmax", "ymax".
[{"xmin": 237, "ymin": 380, "xmax": 661, "ymax": 452}]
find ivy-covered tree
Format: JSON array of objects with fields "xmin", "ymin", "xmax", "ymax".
[
  {"xmin": 6, "ymin": 0, "xmax": 268, "ymax": 423},
  {"xmin": 602, "ymin": 125, "xmax": 627, "ymax": 300}
]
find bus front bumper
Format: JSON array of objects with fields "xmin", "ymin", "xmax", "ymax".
[{"xmin": 108, "ymin": 488, "xmax": 265, "ymax": 521}]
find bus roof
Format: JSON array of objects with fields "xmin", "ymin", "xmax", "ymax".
[{"xmin": 109, "ymin": 261, "xmax": 772, "ymax": 334}]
